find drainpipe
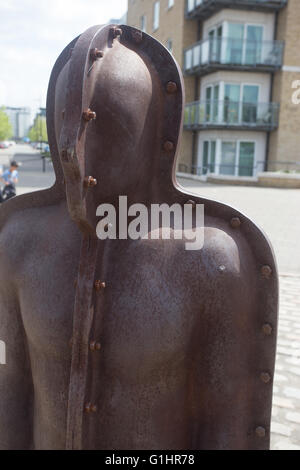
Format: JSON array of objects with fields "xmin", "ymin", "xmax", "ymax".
[
  {"xmin": 191, "ymin": 20, "xmax": 202, "ymax": 173},
  {"xmin": 265, "ymin": 10, "xmax": 279, "ymax": 172}
]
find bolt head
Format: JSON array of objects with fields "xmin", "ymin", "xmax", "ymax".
[
  {"xmin": 260, "ymin": 372, "xmax": 271, "ymax": 384},
  {"xmin": 261, "ymin": 265, "xmax": 272, "ymax": 279},
  {"xmin": 110, "ymin": 26, "xmax": 122, "ymax": 38},
  {"xmin": 94, "ymin": 280, "xmax": 106, "ymax": 291},
  {"xmin": 166, "ymin": 81, "xmax": 177, "ymax": 94},
  {"xmin": 84, "ymin": 176, "xmax": 97, "ymax": 188},
  {"xmin": 230, "ymin": 217, "xmax": 241, "ymax": 229},
  {"xmin": 163, "ymin": 141, "xmax": 174, "ymax": 152},
  {"xmin": 90, "ymin": 48, "xmax": 103, "ymax": 60},
  {"xmin": 262, "ymin": 323, "xmax": 273, "ymax": 336},
  {"xmin": 132, "ymin": 30, "xmax": 143, "ymax": 43},
  {"xmin": 255, "ymin": 426, "xmax": 266, "ymax": 438},
  {"xmin": 82, "ymin": 109, "xmax": 96, "ymax": 122}
]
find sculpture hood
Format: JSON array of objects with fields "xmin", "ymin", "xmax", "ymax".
[{"xmin": 47, "ymin": 24, "xmax": 185, "ymax": 235}]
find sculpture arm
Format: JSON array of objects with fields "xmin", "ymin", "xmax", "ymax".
[
  {"xmin": 0, "ymin": 277, "xmax": 33, "ymax": 449},
  {"xmin": 190, "ymin": 232, "xmax": 276, "ymax": 450}
]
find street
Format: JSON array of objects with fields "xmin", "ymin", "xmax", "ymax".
[{"xmin": 0, "ymin": 144, "xmax": 300, "ymax": 449}]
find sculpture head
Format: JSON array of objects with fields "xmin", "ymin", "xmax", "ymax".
[{"xmin": 47, "ymin": 25, "xmax": 184, "ymax": 236}]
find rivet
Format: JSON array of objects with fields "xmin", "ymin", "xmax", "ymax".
[
  {"xmin": 255, "ymin": 426, "xmax": 266, "ymax": 438},
  {"xmin": 82, "ymin": 109, "xmax": 96, "ymax": 122},
  {"xmin": 110, "ymin": 26, "xmax": 122, "ymax": 38},
  {"xmin": 84, "ymin": 176, "xmax": 97, "ymax": 188},
  {"xmin": 90, "ymin": 48, "xmax": 103, "ymax": 60},
  {"xmin": 85, "ymin": 403, "xmax": 97, "ymax": 413},
  {"xmin": 218, "ymin": 265, "xmax": 226, "ymax": 273},
  {"xmin": 262, "ymin": 323, "xmax": 273, "ymax": 336},
  {"xmin": 85, "ymin": 403, "xmax": 91, "ymax": 413},
  {"xmin": 260, "ymin": 372, "xmax": 271, "ymax": 384},
  {"xmin": 90, "ymin": 341, "xmax": 101, "ymax": 351},
  {"xmin": 166, "ymin": 81, "xmax": 177, "ymax": 94},
  {"xmin": 230, "ymin": 217, "xmax": 241, "ymax": 229},
  {"xmin": 163, "ymin": 141, "xmax": 174, "ymax": 152},
  {"xmin": 94, "ymin": 280, "xmax": 106, "ymax": 291},
  {"xmin": 132, "ymin": 30, "xmax": 143, "ymax": 43},
  {"xmin": 261, "ymin": 265, "xmax": 272, "ymax": 279}
]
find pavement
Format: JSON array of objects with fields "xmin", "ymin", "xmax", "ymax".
[{"xmin": 1, "ymin": 145, "xmax": 300, "ymax": 450}]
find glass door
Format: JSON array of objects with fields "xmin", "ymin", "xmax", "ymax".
[
  {"xmin": 209, "ymin": 25, "xmax": 222, "ymax": 62},
  {"xmin": 220, "ymin": 142, "xmax": 236, "ymax": 175},
  {"xmin": 224, "ymin": 84, "xmax": 240, "ymax": 124},
  {"xmin": 205, "ymin": 85, "xmax": 219, "ymax": 123},
  {"xmin": 238, "ymin": 142, "xmax": 255, "ymax": 176},
  {"xmin": 202, "ymin": 141, "xmax": 216, "ymax": 175},
  {"xmin": 245, "ymin": 25, "xmax": 263, "ymax": 65},
  {"xmin": 242, "ymin": 85, "xmax": 259, "ymax": 124},
  {"xmin": 226, "ymin": 23, "xmax": 244, "ymax": 64}
]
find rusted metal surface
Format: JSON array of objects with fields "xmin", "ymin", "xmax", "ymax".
[{"xmin": 0, "ymin": 24, "xmax": 278, "ymax": 450}]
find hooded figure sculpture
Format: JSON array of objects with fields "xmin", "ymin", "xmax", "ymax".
[{"xmin": 0, "ymin": 25, "xmax": 278, "ymax": 450}]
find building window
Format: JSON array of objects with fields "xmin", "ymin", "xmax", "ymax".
[
  {"xmin": 140, "ymin": 15, "xmax": 146, "ymax": 32},
  {"xmin": 200, "ymin": 140, "xmax": 256, "ymax": 177},
  {"xmin": 153, "ymin": 1, "xmax": 160, "ymax": 31},
  {"xmin": 203, "ymin": 141, "xmax": 216, "ymax": 175},
  {"xmin": 166, "ymin": 39, "xmax": 173, "ymax": 53},
  {"xmin": 168, "ymin": 0, "xmax": 174, "ymax": 9}
]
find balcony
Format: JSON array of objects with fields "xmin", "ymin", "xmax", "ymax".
[
  {"xmin": 184, "ymin": 100, "xmax": 280, "ymax": 131},
  {"xmin": 186, "ymin": 0, "xmax": 287, "ymax": 20},
  {"xmin": 184, "ymin": 37, "xmax": 284, "ymax": 75}
]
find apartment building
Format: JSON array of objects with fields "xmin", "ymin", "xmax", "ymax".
[
  {"xmin": 5, "ymin": 106, "xmax": 31, "ymax": 140},
  {"xmin": 127, "ymin": 0, "xmax": 300, "ymax": 181}
]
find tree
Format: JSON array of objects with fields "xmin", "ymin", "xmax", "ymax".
[
  {"xmin": 0, "ymin": 107, "xmax": 13, "ymax": 141},
  {"xmin": 28, "ymin": 115, "xmax": 48, "ymax": 143}
]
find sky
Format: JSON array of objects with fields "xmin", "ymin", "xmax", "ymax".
[{"xmin": 0, "ymin": 0, "xmax": 127, "ymax": 121}]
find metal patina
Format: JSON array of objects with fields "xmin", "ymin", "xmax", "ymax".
[{"xmin": 0, "ymin": 24, "xmax": 278, "ymax": 450}]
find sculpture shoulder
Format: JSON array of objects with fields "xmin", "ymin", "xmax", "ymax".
[{"xmin": 0, "ymin": 200, "xmax": 77, "ymax": 279}]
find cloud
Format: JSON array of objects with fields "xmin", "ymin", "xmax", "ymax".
[{"xmin": 0, "ymin": 0, "xmax": 127, "ymax": 120}]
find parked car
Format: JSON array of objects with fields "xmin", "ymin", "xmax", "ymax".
[{"xmin": 0, "ymin": 141, "xmax": 10, "ymax": 149}]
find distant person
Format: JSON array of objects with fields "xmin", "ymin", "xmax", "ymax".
[
  {"xmin": 0, "ymin": 161, "xmax": 18, "ymax": 202},
  {"xmin": 1, "ymin": 161, "xmax": 19, "ymax": 186}
]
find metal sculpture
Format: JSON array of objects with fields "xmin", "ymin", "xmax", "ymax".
[{"xmin": 0, "ymin": 24, "xmax": 278, "ymax": 450}]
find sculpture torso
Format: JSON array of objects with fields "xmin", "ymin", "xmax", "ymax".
[{"xmin": 0, "ymin": 200, "xmax": 255, "ymax": 450}]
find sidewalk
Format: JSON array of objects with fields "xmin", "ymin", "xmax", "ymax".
[{"xmin": 271, "ymin": 274, "xmax": 300, "ymax": 449}]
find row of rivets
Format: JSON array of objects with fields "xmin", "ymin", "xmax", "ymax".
[
  {"xmin": 227, "ymin": 211, "xmax": 272, "ymax": 439},
  {"xmin": 85, "ymin": 279, "xmax": 107, "ymax": 414},
  {"xmin": 162, "ymin": 82, "xmax": 178, "ymax": 153}
]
